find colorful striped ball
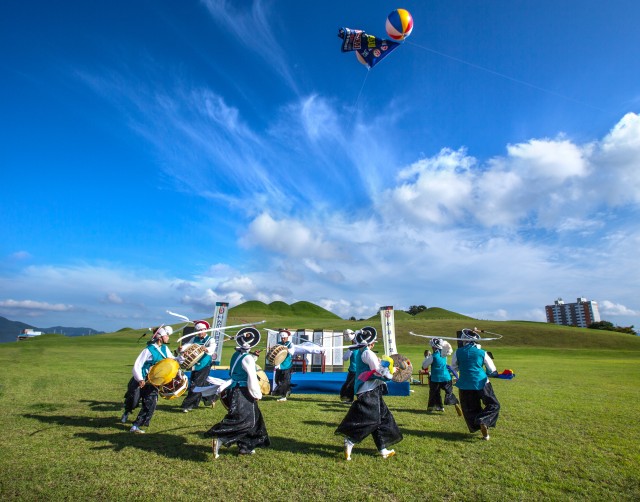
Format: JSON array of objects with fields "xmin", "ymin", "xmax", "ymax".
[{"xmin": 385, "ymin": 8, "xmax": 414, "ymax": 41}]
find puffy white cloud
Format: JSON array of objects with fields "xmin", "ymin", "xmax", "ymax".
[
  {"xmin": 599, "ymin": 300, "xmax": 637, "ymax": 317},
  {"xmin": 380, "ymin": 113, "xmax": 640, "ymax": 231},
  {"xmin": 242, "ymin": 213, "xmax": 340, "ymax": 260}
]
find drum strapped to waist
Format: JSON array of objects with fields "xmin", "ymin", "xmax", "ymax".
[
  {"xmin": 220, "ymin": 366, "xmax": 270, "ymax": 409},
  {"xmin": 180, "ymin": 343, "xmax": 207, "ymax": 370},
  {"xmin": 267, "ymin": 345, "xmax": 289, "ymax": 366},
  {"xmin": 147, "ymin": 358, "xmax": 188, "ymax": 400},
  {"xmin": 390, "ymin": 353, "xmax": 413, "ymax": 383},
  {"xmin": 256, "ymin": 364, "xmax": 270, "ymax": 396}
]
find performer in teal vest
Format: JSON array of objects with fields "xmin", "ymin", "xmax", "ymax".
[
  {"xmin": 421, "ymin": 338, "xmax": 460, "ymax": 414},
  {"xmin": 272, "ymin": 329, "xmax": 296, "ymax": 402},
  {"xmin": 123, "ymin": 325, "xmax": 175, "ymax": 434},
  {"xmin": 205, "ymin": 327, "xmax": 270, "ymax": 458},
  {"xmin": 335, "ymin": 327, "xmax": 403, "ymax": 460},
  {"xmin": 180, "ymin": 320, "xmax": 217, "ymax": 412},
  {"xmin": 452, "ymin": 328, "xmax": 500, "ymax": 440},
  {"xmin": 340, "ymin": 329, "xmax": 357, "ymax": 403}
]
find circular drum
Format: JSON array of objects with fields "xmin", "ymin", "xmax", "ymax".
[
  {"xmin": 390, "ymin": 353, "xmax": 413, "ymax": 383},
  {"xmin": 147, "ymin": 358, "xmax": 180, "ymax": 386},
  {"xmin": 267, "ymin": 345, "xmax": 288, "ymax": 366},
  {"xmin": 255, "ymin": 365, "xmax": 271, "ymax": 395},
  {"xmin": 158, "ymin": 372, "xmax": 188, "ymax": 400},
  {"xmin": 180, "ymin": 343, "xmax": 207, "ymax": 370}
]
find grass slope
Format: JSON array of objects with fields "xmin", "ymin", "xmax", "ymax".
[
  {"xmin": 416, "ymin": 306, "xmax": 475, "ymax": 320},
  {"xmin": 228, "ymin": 300, "xmax": 340, "ymax": 321},
  {"xmin": 1, "ymin": 311, "xmax": 639, "ymax": 500}
]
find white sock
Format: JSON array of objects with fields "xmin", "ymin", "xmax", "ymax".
[
  {"xmin": 344, "ymin": 439, "xmax": 354, "ymax": 456},
  {"xmin": 379, "ymin": 448, "xmax": 393, "ymax": 455}
]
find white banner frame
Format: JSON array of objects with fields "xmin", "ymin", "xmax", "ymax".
[
  {"xmin": 379, "ymin": 305, "xmax": 398, "ymax": 356},
  {"xmin": 211, "ymin": 302, "xmax": 229, "ymax": 366}
]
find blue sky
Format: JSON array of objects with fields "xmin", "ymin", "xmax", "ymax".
[{"xmin": 1, "ymin": 1, "xmax": 639, "ymax": 332}]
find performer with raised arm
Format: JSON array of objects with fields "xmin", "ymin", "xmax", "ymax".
[
  {"xmin": 271, "ymin": 329, "xmax": 296, "ymax": 402},
  {"xmin": 451, "ymin": 328, "xmax": 500, "ymax": 440},
  {"xmin": 122, "ymin": 325, "xmax": 175, "ymax": 433},
  {"xmin": 204, "ymin": 327, "xmax": 270, "ymax": 458},
  {"xmin": 422, "ymin": 338, "xmax": 461, "ymax": 414},
  {"xmin": 180, "ymin": 320, "xmax": 216, "ymax": 413},
  {"xmin": 339, "ymin": 329, "xmax": 357, "ymax": 404},
  {"xmin": 335, "ymin": 327, "xmax": 403, "ymax": 460}
]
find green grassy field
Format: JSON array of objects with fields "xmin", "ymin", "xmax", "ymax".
[{"xmin": 1, "ymin": 317, "xmax": 639, "ymax": 501}]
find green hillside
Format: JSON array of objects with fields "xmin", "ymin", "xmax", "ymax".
[
  {"xmin": 415, "ymin": 307, "xmax": 475, "ymax": 320},
  {"xmin": 228, "ymin": 300, "xmax": 340, "ymax": 321}
]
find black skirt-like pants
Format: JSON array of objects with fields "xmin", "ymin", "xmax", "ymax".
[
  {"xmin": 335, "ymin": 384, "xmax": 403, "ymax": 450},
  {"xmin": 458, "ymin": 382, "xmax": 500, "ymax": 432}
]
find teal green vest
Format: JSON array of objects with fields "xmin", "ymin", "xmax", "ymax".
[
  {"xmin": 229, "ymin": 352, "xmax": 249, "ymax": 387},
  {"xmin": 142, "ymin": 344, "xmax": 170, "ymax": 379},
  {"xmin": 348, "ymin": 351, "xmax": 357, "ymax": 373},
  {"xmin": 430, "ymin": 350, "xmax": 451, "ymax": 382},
  {"xmin": 191, "ymin": 336, "xmax": 213, "ymax": 371},
  {"xmin": 279, "ymin": 341, "xmax": 293, "ymax": 370},
  {"xmin": 455, "ymin": 345, "xmax": 487, "ymax": 390}
]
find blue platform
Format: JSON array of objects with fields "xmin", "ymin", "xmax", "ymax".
[{"xmin": 204, "ymin": 369, "xmax": 410, "ymax": 396}]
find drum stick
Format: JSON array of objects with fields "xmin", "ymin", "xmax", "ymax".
[
  {"xmin": 176, "ymin": 320, "xmax": 266, "ymax": 343},
  {"xmin": 166, "ymin": 311, "xmax": 192, "ymax": 323}
]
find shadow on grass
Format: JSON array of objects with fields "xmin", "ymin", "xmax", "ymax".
[
  {"xmin": 23, "ymin": 413, "xmax": 211, "ymax": 461},
  {"xmin": 401, "ymin": 426, "xmax": 476, "ymax": 442},
  {"xmin": 263, "ymin": 434, "xmax": 346, "ymax": 458},
  {"xmin": 300, "ymin": 419, "xmax": 475, "ymax": 443},
  {"xmin": 75, "ymin": 431, "xmax": 211, "ymax": 461},
  {"xmin": 79, "ymin": 399, "xmax": 123, "ymax": 412}
]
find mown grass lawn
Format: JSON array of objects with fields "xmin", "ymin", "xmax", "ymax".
[{"xmin": 1, "ymin": 330, "xmax": 639, "ymax": 501}]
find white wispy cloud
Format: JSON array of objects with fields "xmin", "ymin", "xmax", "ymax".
[
  {"xmin": 0, "ymin": 299, "xmax": 73, "ymax": 312},
  {"xmin": 200, "ymin": 0, "xmax": 299, "ymax": 93}
]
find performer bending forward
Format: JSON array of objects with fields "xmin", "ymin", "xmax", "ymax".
[
  {"xmin": 452, "ymin": 328, "xmax": 500, "ymax": 440},
  {"xmin": 123, "ymin": 326, "xmax": 175, "ymax": 433},
  {"xmin": 205, "ymin": 327, "xmax": 270, "ymax": 457},
  {"xmin": 335, "ymin": 327, "xmax": 403, "ymax": 460}
]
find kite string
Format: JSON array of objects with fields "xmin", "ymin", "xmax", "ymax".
[
  {"xmin": 353, "ymin": 69, "xmax": 369, "ymax": 110},
  {"xmin": 406, "ymin": 40, "xmax": 605, "ymax": 112}
]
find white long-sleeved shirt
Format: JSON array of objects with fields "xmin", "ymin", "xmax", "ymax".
[
  {"xmin": 237, "ymin": 351, "xmax": 262, "ymax": 400},
  {"xmin": 358, "ymin": 347, "xmax": 393, "ymax": 394},
  {"xmin": 132, "ymin": 344, "xmax": 175, "ymax": 382}
]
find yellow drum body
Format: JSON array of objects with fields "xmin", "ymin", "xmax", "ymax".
[
  {"xmin": 148, "ymin": 358, "xmax": 180, "ymax": 386},
  {"xmin": 256, "ymin": 364, "xmax": 270, "ymax": 395}
]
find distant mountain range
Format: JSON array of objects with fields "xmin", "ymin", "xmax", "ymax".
[{"xmin": 0, "ymin": 316, "xmax": 104, "ymax": 343}]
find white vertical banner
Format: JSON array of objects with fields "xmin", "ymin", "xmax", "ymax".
[
  {"xmin": 379, "ymin": 306, "xmax": 398, "ymax": 356},
  {"xmin": 211, "ymin": 302, "xmax": 229, "ymax": 366}
]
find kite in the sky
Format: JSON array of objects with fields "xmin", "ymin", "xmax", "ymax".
[{"xmin": 338, "ymin": 8, "xmax": 413, "ymax": 69}]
